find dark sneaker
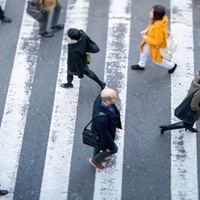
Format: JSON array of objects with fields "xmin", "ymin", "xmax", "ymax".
[
  {"xmin": 39, "ymin": 32, "xmax": 54, "ymax": 37},
  {"xmin": 51, "ymin": 24, "xmax": 64, "ymax": 30},
  {"xmin": 131, "ymin": 64, "xmax": 145, "ymax": 70},
  {"xmin": 0, "ymin": 190, "xmax": 8, "ymax": 196},
  {"xmin": 168, "ymin": 64, "xmax": 177, "ymax": 74},
  {"xmin": 61, "ymin": 83, "xmax": 73, "ymax": 88},
  {"xmin": 89, "ymin": 158, "xmax": 105, "ymax": 170},
  {"xmin": 1, "ymin": 16, "xmax": 11, "ymax": 23}
]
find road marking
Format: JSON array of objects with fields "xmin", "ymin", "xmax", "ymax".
[
  {"xmin": 0, "ymin": 0, "xmax": 6, "ymax": 9},
  {"xmin": 39, "ymin": 0, "xmax": 90, "ymax": 199},
  {"xmin": 0, "ymin": 0, "xmax": 42, "ymax": 199},
  {"xmin": 93, "ymin": 0, "xmax": 131, "ymax": 199},
  {"xmin": 170, "ymin": 0, "xmax": 199, "ymax": 199}
]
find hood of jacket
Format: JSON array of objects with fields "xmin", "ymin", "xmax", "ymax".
[
  {"xmin": 192, "ymin": 74, "xmax": 200, "ymax": 90},
  {"xmin": 153, "ymin": 15, "xmax": 168, "ymax": 29}
]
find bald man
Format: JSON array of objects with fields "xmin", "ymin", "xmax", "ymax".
[{"xmin": 89, "ymin": 88, "xmax": 122, "ymax": 170}]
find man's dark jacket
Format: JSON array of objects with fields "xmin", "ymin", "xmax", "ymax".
[
  {"xmin": 67, "ymin": 31, "xmax": 87, "ymax": 78},
  {"xmin": 91, "ymin": 95, "xmax": 122, "ymax": 150}
]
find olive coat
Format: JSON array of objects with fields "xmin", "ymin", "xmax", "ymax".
[
  {"xmin": 39, "ymin": 0, "xmax": 57, "ymax": 11},
  {"xmin": 186, "ymin": 75, "xmax": 200, "ymax": 118},
  {"xmin": 140, "ymin": 15, "xmax": 168, "ymax": 63}
]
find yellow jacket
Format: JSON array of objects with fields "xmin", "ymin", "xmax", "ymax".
[
  {"xmin": 140, "ymin": 15, "xmax": 168, "ymax": 63},
  {"xmin": 39, "ymin": 0, "xmax": 57, "ymax": 11}
]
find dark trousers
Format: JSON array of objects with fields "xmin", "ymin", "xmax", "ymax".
[
  {"xmin": 93, "ymin": 143, "xmax": 118, "ymax": 163},
  {"xmin": 39, "ymin": 2, "xmax": 62, "ymax": 34},
  {"xmin": 67, "ymin": 69, "xmax": 103, "ymax": 87},
  {"xmin": 0, "ymin": 6, "xmax": 5, "ymax": 19}
]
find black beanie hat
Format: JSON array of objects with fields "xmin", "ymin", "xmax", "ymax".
[{"xmin": 67, "ymin": 28, "xmax": 81, "ymax": 40}]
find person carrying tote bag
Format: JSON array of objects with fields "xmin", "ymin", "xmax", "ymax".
[{"xmin": 160, "ymin": 72, "xmax": 200, "ymax": 134}]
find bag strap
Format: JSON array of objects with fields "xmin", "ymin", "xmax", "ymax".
[
  {"xmin": 84, "ymin": 112, "xmax": 106, "ymax": 129},
  {"xmin": 190, "ymin": 88, "xmax": 200, "ymax": 97}
]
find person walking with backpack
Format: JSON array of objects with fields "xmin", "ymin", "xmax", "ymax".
[{"xmin": 130, "ymin": 5, "xmax": 177, "ymax": 74}]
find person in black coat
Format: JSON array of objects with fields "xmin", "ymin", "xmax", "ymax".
[
  {"xmin": 61, "ymin": 28, "xmax": 106, "ymax": 90},
  {"xmin": 0, "ymin": 5, "xmax": 11, "ymax": 23},
  {"xmin": 89, "ymin": 88, "xmax": 122, "ymax": 170}
]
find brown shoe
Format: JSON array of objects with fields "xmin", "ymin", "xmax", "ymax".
[{"xmin": 89, "ymin": 158, "xmax": 105, "ymax": 170}]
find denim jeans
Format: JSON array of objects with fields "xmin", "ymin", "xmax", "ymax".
[{"xmin": 93, "ymin": 143, "xmax": 118, "ymax": 163}]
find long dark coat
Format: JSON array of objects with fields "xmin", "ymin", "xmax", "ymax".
[
  {"xmin": 91, "ymin": 95, "xmax": 122, "ymax": 150},
  {"xmin": 67, "ymin": 33, "xmax": 88, "ymax": 78}
]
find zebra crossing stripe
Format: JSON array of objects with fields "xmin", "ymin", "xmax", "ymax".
[
  {"xmin": 0, "ymin": 0, "xmax": 42, "ymax": 198},
  {"xmin": 39, "ymin": 0, "xmax": 90, "ymax": 199},
  {"xmin": 93, "ymin": 0, "xmax": 131, "ymax": 199},
  {"xmin": 0, "ymin": 0, "xmax": 6, "ymax": 10},
  {"xmin": 170, "ymin": 0, "xmax": 199, "ymax": 199}
]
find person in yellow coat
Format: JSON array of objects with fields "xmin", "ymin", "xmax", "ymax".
[
  {"xmin": 131, "ymin": 5, "xmax": 177, "ymax": 74},
  {"xmin": 38, "ymin": 0, "xmax": 64, "ymax": 37}
]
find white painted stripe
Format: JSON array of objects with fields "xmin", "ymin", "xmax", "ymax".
[
  {"xmin": 39, "ymin": 1, "xmax": 90, "ymax": 199},
  {"xmin": 0, "ymin": 0, "xmax": 42, "ymax": 199},
  {"xmin": 93, "ymin": 0, "xmax": 131, "ymax": 199},
  {"xmin": 0, "ymin": 0, "xmax": 6, "ymax": 9},
  {"xmin": 170, "ymin": 0, "xmax": 199, "ymax": 199}
]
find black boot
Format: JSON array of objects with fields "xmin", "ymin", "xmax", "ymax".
[
  {"xmin": 183, "ymin": 122, "xmax": 198, "ymax": 133},
  {"xmin": 185, "ymin": 126, "xmax": 198, "ymax": 132},
  {"xmin": 160, "ymin": 122, "xmax": 185, "ymax": 135},
  {"xmin": 159, "ymin": 125, "xmax": 169, "ymax": 135}
]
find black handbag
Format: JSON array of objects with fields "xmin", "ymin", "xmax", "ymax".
[
  {"xmin": 80, "ymin": 30, "xmax": 100, "ymax": 53},
  {"xmin": 82, "ymin": 113, "xmax": 105, "ymax": 150},
  {"xmin": 86, "ymin": 36, "xmax": 100, "ymax": 53},
  {"xmin": 26, "ymin": 1, "xmax": 47, "ymax": 22},
  {"xmin": 174, "ymin": 90, "xmax": 199, "ymax": 124}
]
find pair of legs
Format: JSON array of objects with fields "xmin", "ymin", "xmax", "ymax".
[
  {"xmin": 160, "ymin": 121, "xmax": 198, "ymax": 135},
  {"xmin": 89, "ymin": 143, "xmax": 118, "ymax": 169},
  {"xmin": 39, "ymin": 2, "xmax": 63, "ymax": 37},
  {"xmin": 61, "ymin": 69, "xmax": 106, "ymax": 89},
  {"xmin": 131, "ymin": 43, "xmax": 177, "ymax": 74}
]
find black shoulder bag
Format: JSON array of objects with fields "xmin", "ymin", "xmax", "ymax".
[
  {"xmin": 174, "ymin": 89, "xmax": 200, "ymax": 124},
  {"xmin": 82, "ymin": 113, "xmax": 106, "ymax": 150},
  {"xmin": 79, "ymin": 30, "xmax": 100, "ymax": 53}
]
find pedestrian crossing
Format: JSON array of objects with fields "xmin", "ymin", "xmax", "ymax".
[
  {"xmin": 40, "ymin": 0, "xmax": 89, "ymax": 199},
  {"xmin": 0, "ymin": 0, "xmax": 199, "ymax": 199},
  {"xmin": 170, "ymin": 0, "xmax": 199, "ymax": 199}
]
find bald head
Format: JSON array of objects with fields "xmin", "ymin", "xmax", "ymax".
[{"xmin": 101, "ymin": 88, "xmax": 117, "ymax": 105}]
